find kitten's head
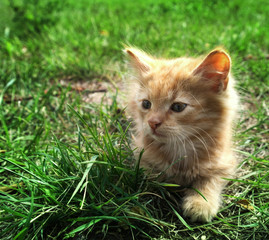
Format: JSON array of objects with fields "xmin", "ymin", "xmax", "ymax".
[{"xmin": 125, "ymin": 47, "xmax": 231, "ymax": 142}]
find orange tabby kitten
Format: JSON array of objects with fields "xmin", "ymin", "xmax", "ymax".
[{"xmin": 125, "ymin": 47, "xmax": 238, "ymax": 222}]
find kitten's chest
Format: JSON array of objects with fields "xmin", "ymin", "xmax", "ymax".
[{"xmin": 141, "ymin": 142, "xmax": 201, "ymax": 185}]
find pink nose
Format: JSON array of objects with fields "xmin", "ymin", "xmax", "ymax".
[{"xmin": 148, "ymin": 119, "xmax": 162, "ymax": 130}]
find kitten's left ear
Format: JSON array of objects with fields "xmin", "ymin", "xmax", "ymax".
[
  {"xmin": 193, "ymin": 49, "xmax": 231, "ymax": 92},
  {"xmin": 124, "ymin": 47, "xmax": 152, "ymax": 74}
]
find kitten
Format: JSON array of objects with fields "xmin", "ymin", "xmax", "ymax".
[{"xmin": 125, "ymin": 47, "xmax": 238, "ymax": 222}]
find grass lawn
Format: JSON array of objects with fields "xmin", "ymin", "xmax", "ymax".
[{"xmin": 0, "ymin": 0, "xmax": 268, "ymax": 239}]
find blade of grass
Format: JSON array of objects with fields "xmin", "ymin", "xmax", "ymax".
[{"xmin": 67, "ymin": 155, "xmax": 98, "ymax": 204}]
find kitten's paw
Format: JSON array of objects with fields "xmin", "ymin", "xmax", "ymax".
[{"xmin": 182, "ymin": 195, "xmax": 219, "ymax": 222}]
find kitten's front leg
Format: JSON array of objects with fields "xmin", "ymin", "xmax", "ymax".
[{"xmin": 182, "ymin": 177, "xmax": 226, "ymax": 222}]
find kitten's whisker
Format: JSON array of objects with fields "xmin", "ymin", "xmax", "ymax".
[
  {"xmin": 174, "ymin": 135, "xmax": 186, "ymax": 172},
  {"xmin": 191, "ymin": 126, "xmax": 217, "ymax": 146},
  {"xmin": 185, "ymin": 135, "xmax": 200, "ymax": 173},
  {"xmin": 175, "ymin": 132, "xmax": 188, "ymax": 159},
  {"xmin": 186, "ymin": 127, "xmax": 212, "ymax": 161},
  {"xmin": 190, "ymin": 132, "xmax": 211, "ymax": 162},
  {"xmin": 190, "ymin": 127, "xmax": 216, "ymax": 169},
  {"xmin": 185, "ymin": 138, "xmax": 199, "ymax": 172},
  {"xmin": 186, "ymin": 92, "xmax": 206, "ymax": 112},
  {"xmin": 172, "ymin": 132, "xmax": 186, "ymax": 168},
  {"xmin": 180, "ymin": 132, "xmax": 199, "ymax": 168}
]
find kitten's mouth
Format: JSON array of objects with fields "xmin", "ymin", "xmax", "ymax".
[{"xmin": 151, "ymin": 130, "xmax": 164, "ymax": 137}]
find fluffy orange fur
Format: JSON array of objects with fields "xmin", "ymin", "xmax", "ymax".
[{"xmin": 125, "ymin": 47, "xmax": 238, "ymax": 222}]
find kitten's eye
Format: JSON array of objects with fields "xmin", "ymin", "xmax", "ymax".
[
  {"xmin": 171, "ymin": 102, "xmax": 187, "ymax": 112},
  {"xmin": 142, "ymin": 100, "xmax": 151, "ymax": 109}
]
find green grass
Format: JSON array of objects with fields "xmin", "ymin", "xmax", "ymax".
[{"xmin": 0, "ymin": 0, "xmax": 268, "ymax": 239}]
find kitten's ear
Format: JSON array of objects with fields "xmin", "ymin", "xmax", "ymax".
[
  {"xmin": 124, "ymin": 47, "xmax": 152, "ymax": 74},
  {"xmin": 193, "ymin": 49, "xmax": 231, "ymax": 92}
]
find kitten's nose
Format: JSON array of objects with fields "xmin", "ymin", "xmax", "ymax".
[{"xmin": 148, "ymin": 118, "xmax": 162, "ymax": 130}]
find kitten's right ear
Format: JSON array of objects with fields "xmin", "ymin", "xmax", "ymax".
[
  {"xmin": 193, "ymin": 49, "xmax": 231, "ymax": 92},
  {"xmin": 124, "ymin": 47, "xmax": 152, "ymax": 74}
]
